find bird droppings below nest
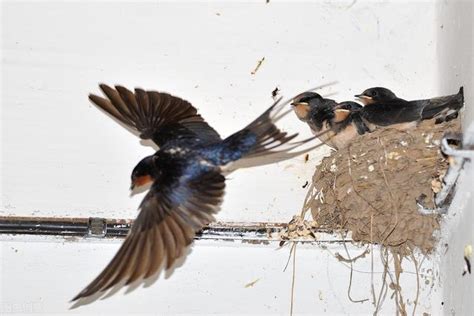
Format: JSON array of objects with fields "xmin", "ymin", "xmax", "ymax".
[
  {"xmin": 279, "ymin": 215, "xmax": 319, "ymax": 246},
  {"xmin": 306, "ymin": 118, "xmax": 460, "ymax": 256}
]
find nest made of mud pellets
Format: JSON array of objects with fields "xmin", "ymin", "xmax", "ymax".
[{"xmin": 307, "ymin": 118, "xmax": 460, "ymax": 255}]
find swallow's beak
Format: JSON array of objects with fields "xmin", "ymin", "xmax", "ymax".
[
  {"xmin": 292, "ymin": 102, "xmax": 308, "ymax": 107},
  {"xmin": 354, "ymin": 94, "xmax": 372, "ymax": 100},
  {"xmin": 290, "ymin": 99, "xmax": 302, "ymax": 107},
  {"xmin": 130, "ymin": 182, "xmax": 135, "ymax": 191}
]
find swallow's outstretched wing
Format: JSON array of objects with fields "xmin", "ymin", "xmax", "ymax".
[
  {"xmin": 72, "ymin": 166, "xmax": 225, "ymax": 301},
  {"xmin": 89, "ymin": 84, "xmax": 222, "ymax": 146}
]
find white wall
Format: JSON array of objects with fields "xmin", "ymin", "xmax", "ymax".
[
  {"xmin": 1, "ymin": 1, "xmax": 440, "ymax": 221},
  {"xmin": 437, "ymin": 0, "xmax": 473, "ymax": 128},
  {"xmin": 435, "ymin": 1, "xmax": 473, "ymax": 315},
  {"xmin": 1, "ymin": 235, "xmax": 440, "ymax": 315},
  {"xmin": 1, "ymin": 1, "xmax": 470, "ymax": 315}
]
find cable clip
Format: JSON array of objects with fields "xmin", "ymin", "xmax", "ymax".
[{"xmin": 87, "ymin": 217, "xmax": 107, "ymax": 238}]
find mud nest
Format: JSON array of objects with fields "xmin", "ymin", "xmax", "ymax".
[{"xmin": 307, "ymin": 118, "xmax": 461, "ymax": 255}]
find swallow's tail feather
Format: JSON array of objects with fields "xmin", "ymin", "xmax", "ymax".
[
  {"xmin": 215, "ymin": 98, "xmax": 317, "ymax": 168},
  {"xmin": 421, "ymin": 86, "xmax": 464, "ymax": 123}
]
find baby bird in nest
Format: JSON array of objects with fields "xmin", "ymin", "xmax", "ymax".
[{"xmin": 292, "ymin": 87, "xmax": 464, "ymax": 150}]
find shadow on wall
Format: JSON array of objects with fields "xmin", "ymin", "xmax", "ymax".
[{"xmin": 436, "ymin": 0, "xmax": 473, "ymax": 129}]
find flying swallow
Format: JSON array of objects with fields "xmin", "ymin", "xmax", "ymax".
[
  {"xmin": 291, "ymin": 92, "xmax": 370, "ymax": 149},
  {"xmin": 72, "ymin": 84, "xmax": 314, "ymax": 301},
  {"xmin": 354, "ymin": 86, "xmax": 464, "ymax": 130}
]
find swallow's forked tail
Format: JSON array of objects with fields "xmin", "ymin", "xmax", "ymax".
[
  {"xmin": 421, "ymin": 86, "xmax": 464, "ymax": 123},
  {"xmin": 219, "ymin": 86, "xmax": 336, "ymax": 171}
]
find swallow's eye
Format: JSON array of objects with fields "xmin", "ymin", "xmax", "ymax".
[{"xmin": 371, "ymin": 90, "xmax": 377, "ymax": 96}]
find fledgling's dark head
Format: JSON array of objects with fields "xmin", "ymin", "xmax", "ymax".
[
  {"xmin": 291, "ymin": 92, "xmax": 324, "ymax": 122},
  {"xmin": 355, "ymin": 87, "xmax": 397, "ymax": 105},
  {"xmin": 130, "ymin": 155, "xmax": 158, "ymax": 191}
]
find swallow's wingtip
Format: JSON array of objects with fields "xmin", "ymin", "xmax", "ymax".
[
  {"xmin": 98, "ymin": 83, "xmax": 109, "ymax": 91},
  {"xmin": 70, "ymin": 289, "xmax": 88, "ymax": 302},
  {"xmin": 88, "ymin": 93, "xmax": 105, "ymax": 105},
  {"xmin": 115, "ymin": 84, "xmax": 130, "ymax": 92},
  {"xmin": 69, "ymin": 295, "xmax": 87, "ymax": 310},
  {"xmin": 457, "ymin": 86, "xmax": 464, "ymax": 105}
]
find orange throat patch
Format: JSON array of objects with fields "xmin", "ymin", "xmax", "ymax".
[
  {"xmin": 133, "ymin": 175, "xmax": 153, "ymax": 188},
  {"xmin": 293, "ymin": 103, "xmax": 311, "ymax": 120},
  {"xmin": 357, "ymin": 96, "xmax": 374, "ymax": 106},
  {"xmin": 333, "ymin": 109, "xmax": 350, "ymax": 123}
]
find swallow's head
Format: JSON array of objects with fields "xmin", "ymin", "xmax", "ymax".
[
  {"xmin": 355, "ymin": 87, "xmax": 397, "ymax": 105},
  {"xmin": 291, "ymin": 92, "xmax": 323, "ymax": 121},
  {"xmin": 130, "ymin": 155, "xmax": 158, "ymax": 191}
]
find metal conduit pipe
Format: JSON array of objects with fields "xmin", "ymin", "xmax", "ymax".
[{"xmin": 0, "ymin": 216, "xmax": 348, "ymax": 244}]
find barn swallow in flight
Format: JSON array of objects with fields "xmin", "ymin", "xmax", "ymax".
[
  {"xmin": 291, "ymin": 92, "xmax": 370, "ymax": 149},
  {"xmin": 354, "ymin": 86, "xmax": 464, "ymax": 130},
  {"xmin": 72, "ymin": 84, "xmax": 315, "ymax": 301}
]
